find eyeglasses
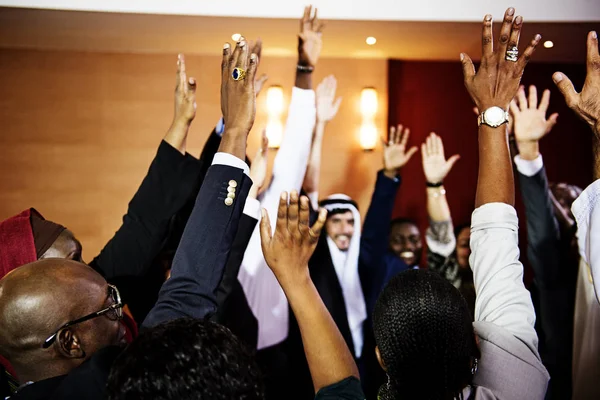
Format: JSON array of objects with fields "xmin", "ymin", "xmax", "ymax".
[{"xmin": 42, "ymin": 284, "xmax": 123, "ymax": 349}]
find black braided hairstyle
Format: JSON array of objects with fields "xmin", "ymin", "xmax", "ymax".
[{"xmin": 373, "ymin": 269, "xmax": 480, "ymax": 400}]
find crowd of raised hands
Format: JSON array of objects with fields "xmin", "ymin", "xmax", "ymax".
[{"xmin": 1, "ymin": 5, "xmax": 600, "ymax": 400}]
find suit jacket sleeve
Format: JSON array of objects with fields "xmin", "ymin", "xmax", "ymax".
[
  {"xmin": 143, "ymin": 163, "xmax": 252, "ymax": 328},
  {"xmin": 89, "ymin": 140, "xmax": 202, "ymax": 280},
  {"xmin": 360, "ymin": 171, "xmax": 401, "ymax": 302}
]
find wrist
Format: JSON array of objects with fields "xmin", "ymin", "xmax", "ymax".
[
  {"xmin": 276, "ymin": 268, "xmax": 312, "ymax": 291},
  {"xmin": 517, "ymin": 141, "xmax": 540, "ymax": 160},
  {"xmin": 383, "ymin": 168, "xmax": 399, "ymax": 179},
  {"xmin": 169, "ymin": 117, "xmax": 192, "ymax": 130}
]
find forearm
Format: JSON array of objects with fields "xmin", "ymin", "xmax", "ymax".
[
  {"xmin": 303, "ymin": 122, "xmax": 325, "ymax": 194},
  {"xmin": 218, "ymin": 128, "xmax": 247, "ymax": 161},
  {"xmin": 476, "ymin": 125, "xmax": 514, "ymax": 207},
  {"xmin": 163, "ymin": 119, "xmax": 190, "ymax": 155},
  {"xmin": 594, "ymin": 135, "xmax": 600, "ymax": 180},
  {"xmin": 426, "ymin": 186, "xmax": 451, "ymax": 222},
  {"xmin": 283, "ymin": 274, "xmax": 359, "ymax": 393},
  {"xmin": 295, "ymin": 70, "xmax": 313, "ymax": 90}
]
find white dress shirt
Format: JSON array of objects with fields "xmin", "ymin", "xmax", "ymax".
[
  {"xmin": 571, "ymin": 179, "xmax": 600, "ymax": 399},
  {"xmin": 238, "ymin": 87, "xmax": 317, "ymax": 349}
]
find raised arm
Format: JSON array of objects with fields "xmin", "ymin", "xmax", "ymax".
[
  {"xmin": 460, "ymin": 8, "xmax": 542, "ymax": 349},
  {"xmin": 554, "ymin": 30, "xmax": 600, "ymax": 302},
  {"xmin": 260, "ymin": 192, "xmax": 363, "ymax": 397},
  {"xmin": 421, "ymin": 133, "xmax": 460, "ymax": 263},
  {"xmin": 303, "ymin": 75, "xmax": 342, "ymax": 205},
  {"xmin": 144, "ymin": 39, "xmax": 259, "ymax": 327},
  {"xmin": 90, "ymin": 55, "xmax": 202, "ymax": 281}
]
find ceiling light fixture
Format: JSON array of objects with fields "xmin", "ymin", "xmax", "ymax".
[
  {"xmin": 366, "ymin": 36, "xmax": 377, "ymax": 45},
  {"xmin": 543, "ymin": 40, "xmax": 554, "ymax": 49}
]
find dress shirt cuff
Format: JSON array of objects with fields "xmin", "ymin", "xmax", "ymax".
[
  {"xmin": 471, "ymin": 202, "xmax": 518, "ymax": 231},
  {"xmin": 243, "ymin": 197, "xmax": 261, "ymax": 220},
  {"xmin": 212, "ymin": 152, "xmax": 250, "ymax": 176},
  {"xmin": 215, "ymin": 117, "xmax": 225, "ymax": 137},
  {"xmin": 514, "ymin": 154, "xmax": 544, "ymax": 177}
]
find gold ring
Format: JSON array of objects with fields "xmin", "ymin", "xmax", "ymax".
[{"xmin": 232, "ymin": 67, "xmax": 246, "ymax": 81}]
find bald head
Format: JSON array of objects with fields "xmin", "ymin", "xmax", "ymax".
[{"xmin": 0, "ymin": 259, "xmax": 123, "ymax": 381}]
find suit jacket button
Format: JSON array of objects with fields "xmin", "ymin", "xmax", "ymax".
[
  {"xmin": 227, "ymin": 192, "xmax": 235, "ymax": 199},
  {"xmin": 227, "ymin": 186, "xmax": 236, "ymax": 193},
  {"xmin": 225, "ymin": 198, "xmax": 234, "ymax": 206},
  {"xmin": 228, "ymin": 180, "xmax": 238, "ymax": 188}
]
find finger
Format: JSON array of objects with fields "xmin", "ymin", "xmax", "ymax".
[
  {"xmin": 473, "ymin": 106, "xmax": 480, "ymax": 116},
  {"xmin": 177, "ymin": 54, "xmax": 186, "ymax": 90},
  {"xmin": 447, "ymin": 154, "xmax": 461, "ymax": 171},
  {"xmin": 332, "ymin": 97, "xmax": 342, "ymax": 116},
  {"xmin": 430, "ymin": 133, "xmax": 439, "ymax": 154},
  {"xmin": 400, "ymin": 127, "xmax": 410, "ymax": 148},
  {"xmin": 405, "ymin": 146, "xmax": 418, "ymax": 162},
  {"xmin": 528, "ymin": 85, "xmax": 538, "ymax": 109},
  {"xmin": 553, "ymin": 72, "xmax": 580, "ymax": 109},
  {"xmin": 302, "ymin": 5, "xmax": 310, "ymax": 30},
  {"xmin": 506, "ymin": 15, "xmax": 523, "ymax": 62},
  {"xmin": 538, "ymin": 89, "xmax": 551, "ymax": 113},
  {"xmin": 509, "ymin": 99, "xmax": 520, "ymax": 116},
  {"xmin": 261, "ymin": 128, "xmax": 269, "ymax": 152},
  {"xmin": 311, "ymin": 7, "xmax": 318, "ymax": 29},
  {"xmin": 546, "ymin": 113, "xmax": 559, "ymax": 132},
  {"xmin": 276, "ymin": 192, "xmax": 288, "ymax": 235},
  {"xmin": 221, "ymin": 43, "xmax": 231, "ymax": 83},
  {"xmin": 288, "ymin": 191, "xmax": 300, "ymax": 237},
  {"xmin": 236, "ymin": 39, "xmax": 249, "ymax": 72},
  {"xmin": 309, "ymin": 209, "xmax": 328, "ymax": 243},
  {"xmin": 460, "ymin": 53, "xmax": 476, "ymax": 82},
  {"xmin": 230, "ymin": 38, "xmax": 244, "ymax": 71},
  {"xmin": 436, "ymin": 134, "xmax": 446, "ymax": 159},
  {"xmin": 315, "ymin": 21, "xmax": 325, "ymax": 34},
  {"xmin": 421, "ymin": 143, "xmax": 428, "ymax": 161},
  {"xmin": 299, "ymin": 196, "xmax": 310, "ymax": 235},
  {"xmin": 587, "ymin": 31, "xmax": 600, "ymax": 76},
  {"xmin": 187, "ymin": 77, "xmax": 196, "ymax": 94},
  {"xmin": 426, "ymin": 134, "xmax": 433, "ymax": 156},
  {"xmin": 387, "ymin": 126, "xmax": 395, "ymax": 145},
  {"xmin": 481, "ymin": 14, "xmax": 494, "ymax": 57},
  {"xmin": 395, "ymin": 124, "xmax": 403, "ymax": 144},
  {"xmin": 252, "ymin": 38, "xmax": 263, "ymax": 61},
  {"xmin": 247, "ymin": 53, "xmax": 259, "ymax": 85},
  {"xmin": 497, "ymin": 8, "xmax": 516, "ymax": 58},
  {"xmin": 259, "ymin": 208, "xmax": 273, "ymax": 249},
  {"xmin": 517, "ymin": 34, "xmax": 542, "ymax": 71},
  {"xmin": 517, "ymin": 86, "xmax": 528, "ymax": 110}
]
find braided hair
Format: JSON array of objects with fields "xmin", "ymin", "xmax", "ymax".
[{"xmin": 373, "ymin": 269, "xmax": 479, "ymax": 400}]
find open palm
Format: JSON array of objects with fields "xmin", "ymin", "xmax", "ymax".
[
  {"xmin": 421, "ymin": 133, "xmax": 460, "ymax": 184},
  {"xmin": 383, "ymin": 125, "xmax": 418, "ymax": 172},
  {"xmin": 510, "ymin": 85, "xmax": 558, "ymax": 143}
]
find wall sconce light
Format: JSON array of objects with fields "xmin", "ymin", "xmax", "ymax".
[
  {"xmin": 360, "ymin": 87, "xmax": 378, "ymax": 118},
  {"xmin": 359, "ymin": 122, "xmax": 378, "ymax": 151},
  {"xmin": 266, "ymin": 119, "xmax": 283, "ymax": 149},
  {"xmin": 359, "ymin": 87, "xmax": 378, "ymax": 151},
  {"xmin": 265, "ymin": 85, "xmax": 285, "ymax": 149}
]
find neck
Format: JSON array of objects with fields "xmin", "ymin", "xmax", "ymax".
[{"xmin": 14, "ymin": 358, "xmax": 76, "ymax": 384}]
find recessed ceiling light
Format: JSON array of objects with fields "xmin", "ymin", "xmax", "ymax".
[
  {"xmin": 366, "ymin": 36, "xmax": 377, "ymax": 45},
  {"xmin": 544, "ymin": 40, "xmax": 554, "ymax": 49},
  {"xmin": 232, "ymin": 33, "xmax": 241, "ymax": 41}
]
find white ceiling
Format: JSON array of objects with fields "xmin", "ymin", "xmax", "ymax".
[
  {"xmin": 1, "ymin": 0, "xmax": 599, "ymax": 22},
  {"xmin": 0, "ymin": 6, "xmax": 596, "ymax": 62}
]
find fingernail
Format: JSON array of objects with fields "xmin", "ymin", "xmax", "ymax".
[
  {"xmin": 189, "ymin": 78, "xmax": 195, "ymax": 85},
  {"xmin": 535, "ymin": 34, "xmax": 542, "ymax": 41},
  {"xmin": 250, "ymin": 53, "xmax": 257, "ymax": 63},
  {"xmin": 261, "ymin": 209, "xmax": 266, "ymax": 218},
  {"xmin": 507, "ymin": 8, "xmax": 515, "ymax": 16},
  {"xmin": 593, "ymin": 31, "xmax": 598, "ymax": 39},
  {"xmin": 239, "ymin": 41, "xmax": 246, "ymax": 47},
  {"xmin": 553, "ymin": 72, "xmax": 563, "ymax": 82},
  {"xmin": 223, "ymin": 43, "xmax": 230, "ymax": 50},
  {"xmin": 515, "ymin": 16, "xmax": 523, "ymax": 25},
  {"xmin": 485, "ymin": 14, "xmax": 492, "ymax": 21},
  {"xmin": 460, "ymin": 53, "xmax": 464, "ymax": 61},
  {"xmin": 281, "ymin": 192, "xmax": 287, "ymax": 200}
]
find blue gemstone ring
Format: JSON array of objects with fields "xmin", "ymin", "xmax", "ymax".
[{"xmin": 232, "ymin": 67, "xmax": 246, "ymax": 81}]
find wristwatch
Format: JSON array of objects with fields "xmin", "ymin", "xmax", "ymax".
[{"xmin": 478, "ymin": 106, "xmax": 509, "ymax": 128}]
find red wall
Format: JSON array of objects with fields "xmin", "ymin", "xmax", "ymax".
[{"xmin": 388, "ymin": 59, "xmax": 591, "ymax": 272}]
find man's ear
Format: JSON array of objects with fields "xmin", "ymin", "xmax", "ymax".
[
  {"xmin": 375, "ymin": 346, "xmax": 387, "ymax": 372},
  {"xmin": 57, "ymin": 328, "xmax": 86, "ymax": 359}
]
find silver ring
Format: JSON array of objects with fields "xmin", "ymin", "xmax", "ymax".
[{"xmin": 505, "ymin": 46, "xmax": 518, "ymax": 62}]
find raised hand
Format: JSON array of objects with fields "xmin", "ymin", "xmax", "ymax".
[
  {"xmin": 173, "ymin": 54, "xmax": 197, "ymax": 124},
  {"xmin": 461, "ymin": 8, "xmax": 541, "ymax": 112},
  {"xmin": 221, "ymin": 37, "xmax": 258, "ymax": 136},
  {"xmin": 249, "ymin": 38, "xmax": 269, "ymax": 96},
  {"xmin": 260, "ymin": 191, "xmax": 327, "ymax": 287},
  {"xmin": 383, "ymin": 124, "xmax": 418, "ymax": 178},
  {"xmin": 421, "ymin": 133, "xmax": 460, "ymax": 184},
  {"xmin": 553, "ymin": 31, "xmax": 600, "ymax": 136},
  {"xmin": 249, "ymin": 129, "xmax": 269, "ymax": 198},
  {"xmin": 298, "ymin": 5, "xmax": 324, "ymax": 68},
  {"xmin": 316, "ymin": 75, "xmax": 342, "ymax": 123}
]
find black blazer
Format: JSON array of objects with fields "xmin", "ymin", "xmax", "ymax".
[
  {"xmin": 517, "ymin": 167, "xmax": 577, "ymax": 400},
  {"xmin": 13, "ymin": 163, "xmax": 252, "ymax": 400}
]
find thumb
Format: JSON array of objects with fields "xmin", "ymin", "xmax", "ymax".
[
  {"xmin": 406, "ymin": 146, "xmax": 419, "ymax": 162},
  {"xmin": 546, "ymin": 113, "xmax": 559, "ymax": 133},
  {"xmin": 460, "ymin": 53, "xmax": 476, "ymax": 81},
  {"xmin": 187, "ymin": 77, "xmax": 196, "ymax": 93},
  {"xmin": 259, "ymin": 208, "xmax": 273, "ymax": 252},
  {"xmin": 553, "ymin": 72, "xmax": 579, "ymax": 109},
  {"xmin": 447, "ymin": 154, "xmax": 461, "ymax": 171}
]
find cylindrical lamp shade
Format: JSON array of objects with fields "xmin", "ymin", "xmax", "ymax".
[
  {"xmin": 266, "ymin": 119, "xmax": 284, "ymax": 149},
  {"xmin": 360, "ymin": 87, "xmax": 378, "ymax": 117},
  {"xmin": 359, "ymin": 122, "xmax": 378, "ymax": 151},
  {"xmin": 266, "ymin": 85, "xmax": 284, "ymax": 116}
]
